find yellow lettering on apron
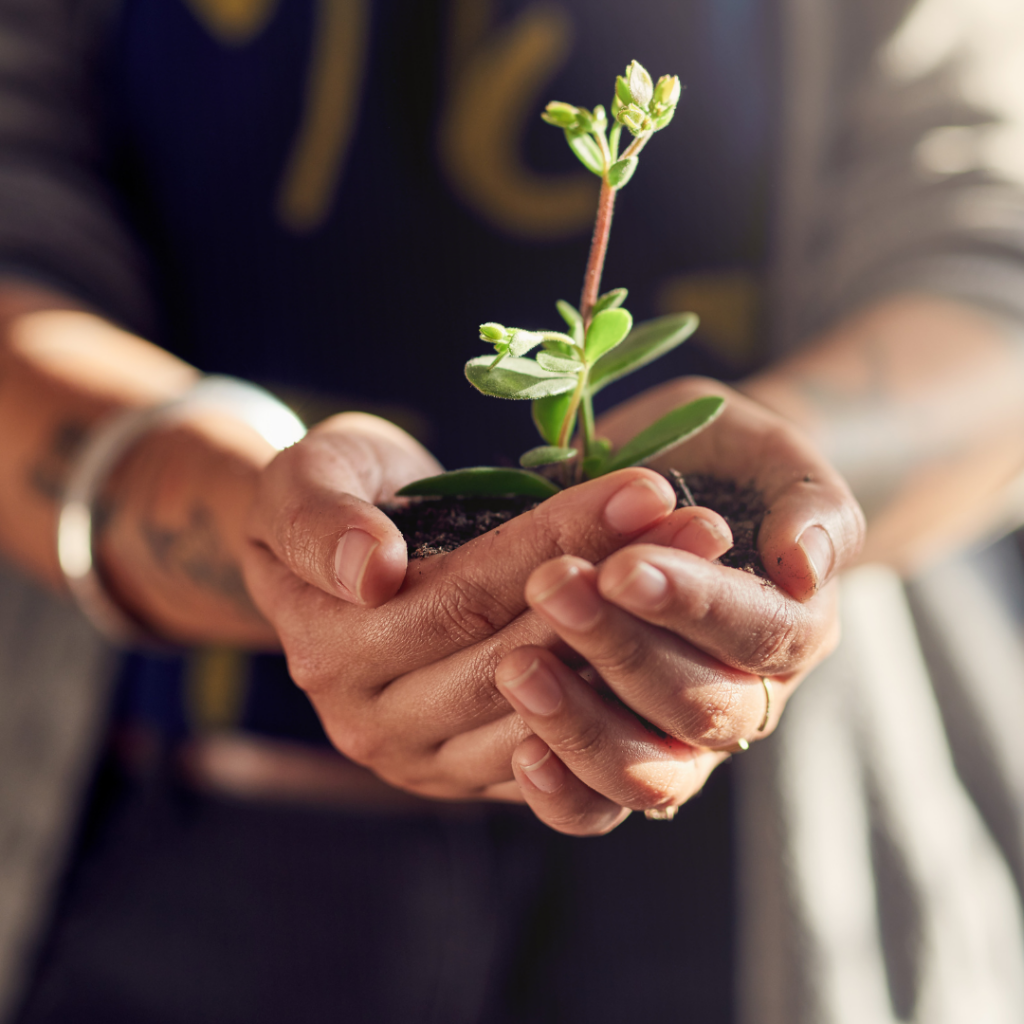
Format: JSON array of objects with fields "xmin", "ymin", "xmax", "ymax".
[
  {"xmin": 182, "ymin": 0, "xmax": 280, "ymax": 46},
  {"xmin": 659, "ymin": 270, "xmax": 763, "ymax": 369},
  {"xmin": 439, "ymin": 1, "xmax": 597, "ymax": 240},
  {"xmin": 185, "ymin": 646, "xmax": 249, "ymax": 732},
  {"xmin": 276, "ymin": 0, "xmax": 370, "ymax": 233}
]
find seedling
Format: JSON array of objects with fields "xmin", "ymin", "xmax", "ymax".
[{"xmin": 400, "ymin": 61, "xmax": 724, "ymax": 501}]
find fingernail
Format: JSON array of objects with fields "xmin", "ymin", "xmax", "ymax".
[
  {"xmin": 517, "ymin": 747, "xmax": 564, "ymax": 794},
  {"xmin": 671, "ymin": 516, "xmax": 732, "ymax": 557},
  {"xmin": 797, "ymin": 524, "xmax": 835, "ymax": 590},
  {"xmin": 604, "ymin": 478, "xmax": 675, "ymax": 534},
  {"xmin": 500, "ymin": 659, "xmax": 563, "ymax": 716},
  {"xmin": 533, "ymin": 566, "xmax": 603, "ymax": 631},
  {"xmin": 334, "ymin": 528, "xmax": 379, "ymax": 600},
  {"xmin": 606, "ymin": 561, "xmax": 669, "ymax": 610}
]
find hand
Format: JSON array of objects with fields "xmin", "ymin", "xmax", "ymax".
[
  {"xmin": 494, "ymin": 377, "xmax": 865, "ymax": 833},
  {"xmin": 243, "ymin": 412, "xmax": 703, "ymax": 815}
]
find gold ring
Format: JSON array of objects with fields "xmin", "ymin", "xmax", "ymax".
[
  {"xmin": 757, "ymin": 676, "xmax": 772, "ymax": 733},
  {"xmin": 644, "ymin": 805, "xmax": 679, "ymax": 821}
]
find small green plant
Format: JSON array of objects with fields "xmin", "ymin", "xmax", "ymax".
[{"xmin": 400, "ymin": 61, "xmax": 724, "ymax": 502}]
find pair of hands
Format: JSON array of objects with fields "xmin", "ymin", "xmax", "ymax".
[{"xmin": 242, "ymin": 378, "xmax": 864, "ymax": 835}]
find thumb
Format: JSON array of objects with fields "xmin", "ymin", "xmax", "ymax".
[
  {"xmin": 249, "ymin": 413, "xmax": 441, "ymax": 606},
  {"xmin": 758, "ymin": 470, "xmax": 865, "ymax": 601}
]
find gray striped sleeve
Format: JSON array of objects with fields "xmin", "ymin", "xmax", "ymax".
[
  {"xmin": 782, "ymin": 0, "xmax": 1024, "ymax": 343},
  {"xmin": 0, "ymin": 0, "xmax": 153, "ymax": 331}
]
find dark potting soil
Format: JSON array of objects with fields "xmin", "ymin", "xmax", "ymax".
[{"xmin": 383, "ymin": 471, "xmax": 768, "ymax": 577}]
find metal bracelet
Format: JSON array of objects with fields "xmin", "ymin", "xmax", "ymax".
[{"xmin": 57, "ymin": 375, "xmax": 307, "ymax": 647}]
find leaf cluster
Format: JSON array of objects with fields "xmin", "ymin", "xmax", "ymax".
[
  {"xmin": 537, "ymin": 60, "xmax": 683, "ymax": 189},
  {"xmin": 397, "ymin": 61, "xmax": 724, "ymax": 502}
]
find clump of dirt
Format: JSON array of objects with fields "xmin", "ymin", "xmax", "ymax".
[
  {"xmin": 383, "ymin": 472, "xmax": 768, "ymax": 577},
  {"xmin": 382, "ymin": 495, "xmax": 540, "ymax": 559},
  {"xmin": 671, "ymin": 471, "xmax": 767, "ymax": 577}
]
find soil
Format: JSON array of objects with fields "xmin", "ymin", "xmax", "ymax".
[{"xmin": 383, "ymin": 471, "xmax": 768, "ymax": 577}]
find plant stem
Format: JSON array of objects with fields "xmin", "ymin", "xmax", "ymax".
[
  {"xmin": 581, "ymin": 393, "xmax": 596, "ymax": 456},
  {"xmin": 558, "ymin": 368, "xmax": 589, "ymax": 452},
  {"xmin": 567, "ymin": 129, "xmax": 653, "ymax": 477},
  {"xmin": 579, "ymin": 180, "xmax": 617, "ymax": 327}
]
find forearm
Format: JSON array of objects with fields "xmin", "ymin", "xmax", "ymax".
[
  {"xmin": 741, "ymin": 294, "xmax": 1024, "ymax": 571},
  {"xmin": 0, "ymin": 281, "xmax": 278, "ymax": 646}
]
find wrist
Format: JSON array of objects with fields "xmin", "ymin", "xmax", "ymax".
[
  {"xmin": 98, "ymin": 417, "xmax": 275, "ymax": 647},
  {"xmin": 60, "ymin": 378, "xmax": 305, "ymax": 648}
]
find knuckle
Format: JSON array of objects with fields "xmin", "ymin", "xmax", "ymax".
[
  {"xmin": 598, "ymin": 634, "xmax": 651, "ymax": 680},
  {"xmin": 748, "ymin": 600, "xmax": 806, "ymax": 673},
  {"xmin": 275, "ymin": 496, "xmax": 323, "ymax": 576},
  {"xmin": 628, "ymin": 776, "xmax": 677, "ymax": 812},
  {"xmin": 325, "ymin": 719, "xmax": 383, "ymax": 766},
  {"xmin": 531, "ymin": 499, "xmax": 600, "ymax": 561},
  {"xmin": 676, "ymin": 681, "xmax": 742, "ymax": 746},
  {"xmin": 281, "ymin": 640, "xmax": 335, "ymax": 696},
  {"xmin": 556, "ymin": 716, "xmax": 607, "ymax": 762},
  {"xmin": 427, "ymin": 573, "xmax": 518, "ymax": 647}
]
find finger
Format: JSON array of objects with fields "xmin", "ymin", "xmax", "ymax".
[
  {"xmin": 757, "ymin": 471, "xmax": 863, "ymax": 600},
  {"xmin": 249, "ymin": 413, "xmax": 441, "ymax": 606},
  {"xmin": 496, "ymin": 649, "xmax": 729, "ymax": 815},
  {"xmin": 597, "ymin": 378, "xmax": 866, "ymax": 600},
  {"xmin": 509, "ymin": 735, "xmax": 632, "ymax": 836},
  {"xmin": 632, "ymin": 505, "xmax": 733, "ymax": 560},
  {"xmin": 525, "ymin": 556, "xmax": 801, "ymax": 746},
  {"xmin": 479, "ymin": 780, "xmax": 527, "ymax": 803},
  {"xmin": 372, "ymin": 707, "xmax": 534, "ymax": 798},
  {"xmin": 302, "ymin": 468, "xmax": 678, "ymax": 689},
  {"xmin": 595, "ymin": 544, "xmax": 839, "ymax": 677},
  {"xmin": 355, "ymin": 507, "xmax": 734, "ymax": 764}
]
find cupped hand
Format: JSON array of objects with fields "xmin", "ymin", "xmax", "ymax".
[
  {"xmin": 495, "ymin": 377, "xmax": 865, "ymax": 833},
  {"xmin": 243, "ymin": 412, "xmax": 709, "ymax": 820}
]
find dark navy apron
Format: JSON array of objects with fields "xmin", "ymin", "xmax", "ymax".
[{"xmin": 17, "ymin": 2, "xmax": 776, "ymax": 1020}]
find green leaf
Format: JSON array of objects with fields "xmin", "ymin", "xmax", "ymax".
[
  {"xmin": 532, "ymin": 391, "xmax": 577, "ymax": 446},
  {"xmin": 536, "ymin": 351, "xmax": 582, "ymax": 373},
  {"xmin": 589, "ymin": 312, "xmax": 699, "ymax": 394},
  {"xmin": 556, "ymin": 299, "xmax": 584, "ymax": 344},
  {"xmin": 565, "ymin": 129, "xmax": 604, "ymax": 176},
  {"xmin": 584, "ymin": 307, "xmax": 633, "ymax": 361},
  {"xmin": 397, "ymin": 467, "xmax": 562, "ymax": 500},
  {"xmin": 591, "ymin": 287, "xmax": 628, "ymax": 315},
  {"xmin": 607, "ymin": 156, "xmax": 638, "ymax": 189},
  {"xmin": 599, "ymin": 397, "xmax": 725, "ymax": 474},
  {"xmin": 653, "ymin": 108, "xmax": 676, "ymax": 130},
  {"xmin": 519, "ymin": 445, "xmax": 577, "ymax": 468},
  {"xmin": 542, "ymin": 339, "xmax": 576, "ymax": 358},
  {"xmin": 508, "ymin": 329, "xmax": 545, "ymax": 357},
  {"xmin": 465, "ymin": 356, "xmax": 576, "ymax": 400}
]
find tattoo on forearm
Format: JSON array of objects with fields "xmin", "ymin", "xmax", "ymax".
[
  {"xmin": 141, "ymin": 504, "xmax": 257, "ymax": 617},
  {"xmin": 28, "ymin": 421, "xmax": 88, "ymax": 502}
]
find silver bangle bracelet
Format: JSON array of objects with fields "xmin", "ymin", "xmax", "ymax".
[{"xmin": 57, "ymin": 375, "xmax": 307, "ymax": 647}]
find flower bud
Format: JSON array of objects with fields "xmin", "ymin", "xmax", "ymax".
[
  {"xmin": 591, "ymin": 104, "xmax": 607, "ymax": 130},
  {"xmin": 540, "ymin": 101, "xmax": 580, "ymax": 129},
  {"xmin": 574, "ymin": 106, "xmax": 595, "ymax": 132},
  {"xmin": 479, "ymin": 322, "xmax": 508, "ymax": 342},
  {"xmin": 653, "ymin": 74, "xmax": 681, "ymax": 111},
  {"xmin": 626, "ymin": 60, "xmax": 654, "ymax": 109},
  {"xmin": 616, "ymin": 103, "xmax": 652, "ymax": 136}
]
